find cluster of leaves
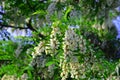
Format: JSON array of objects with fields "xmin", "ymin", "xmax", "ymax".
[
  {"xmin": 0, "ymin": 38, "xmax": 34, "ymax": 79},
  {"xmin": 0, "ymin": 41, "xmax": 17, "ymax": 60}
]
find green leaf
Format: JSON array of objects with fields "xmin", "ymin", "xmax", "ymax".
[
  {"xmin": 32, "ymin": 10, "xmax": 46, "ymax": 15},
  {"xmin": 64, "ymin": 5, "xmax": 73, "ymax": 21},
  {"xmin": 45, "ymin": 61, "xmax": 55, "ymax": 66}
]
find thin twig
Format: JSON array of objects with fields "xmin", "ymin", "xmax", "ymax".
[{"xmin": 0, "ymin": 23, "xmax": 29, "ymax": 29}]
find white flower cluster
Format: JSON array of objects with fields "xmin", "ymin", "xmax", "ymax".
[
  {"xmin": 60, "ymin": 28, "xmax": 95, "ymax": 80},
  {"xmin": 32, "ymin": 41, "xmax": 45, "ymax": 58},
  {"xmin": 1, "ymin": 73, "xmax": 28, "ymax": 80},
  {"xmin": 60, "ymin": 28, "xmax": 81, "ymax": 80},
  {"xmin": 31, "ymin": 24, "xmax": 61, "ymax": 79},
  {"xmin": 69, "ymin": 10, "xmax": 81, "ymax": 20},
  {"xmin": 46, "ymin": 2, "xmax": 56, "ymax": 22},
  {"xmin": 32, "ymin": 25, "xmax": 61, "ymax": 57},
  {"xmin": 92, "ymin": 24, "xmax": 101, "ymax": 30},
  {"xmin": 30, "ymin": 54, "xmax": 55, "ymax": 79},
  {"xmin": 92, "ymin": 23, "xmax": 106, "ymax": 31},
  {"xmin": 69, "ymin": 62, "xmax": 81, "ymax": 79},
  {"xmin": 63, "ymin": 28, "xmax": 79, "ymax": 53},
  {"xmin": 31, "ymin": 55, "xmax": 46, "ymax": 68},
  {"xmin": 45, "ymin": 25, "xmax": 60, "ymax": 56},
  {"xmin": 60, "ymin": 61, "xmax": 69, "ymax": 80},
  {"xmin": 1, "ymin": 75, "xmax": 17, "ymax": 80}
]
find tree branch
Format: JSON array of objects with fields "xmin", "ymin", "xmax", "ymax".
[
  {"xmin": 26, "ymin": 18, "xmax": 37, "ymax": 31},
  {"xmin": 0, "ymin": 23, "xmax": 29, "ymax": 29},
  {"xmin": 0, "ymin": 20, "xmax": 45, "ymax": 38},
  {"xmin": 0, "ymin": 12, "xmax": 4, "ymax": 15},
  {"xmin": 26, "ymin": 18, "xmax": 45, "ymax": 38}
]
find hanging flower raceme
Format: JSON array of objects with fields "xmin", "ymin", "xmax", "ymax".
[
  {"xmin": 31, "ymin": 40, "xmax": 55, "ymax": 79},
  {"xmin": 60, "ymin": 27, "xmax": 95, "ymax": 80},
  {"xmin": 60, "ymin": 28, "xmax": 81, "ymax": 80},
  {"xmin": 30, "ymin": 21, "xmax": 63, "ymax": 79},
  {"xmin": 45, "ymin": 22, "xmax": 61, "ymax": 56}
]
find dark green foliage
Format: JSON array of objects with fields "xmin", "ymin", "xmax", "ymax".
[{"xmin": 0, "ymin": 41, "xmax": 17, "ymax": 60}]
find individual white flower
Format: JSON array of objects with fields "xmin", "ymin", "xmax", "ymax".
[
  {"xmin": 20, "ymin": 73, "xmax": 28, "ymax": 80},
  {"xmin": 45, "ymin": 46, "xmax": 51, "ymax": 55}
]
